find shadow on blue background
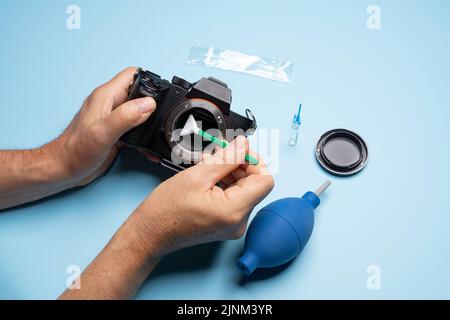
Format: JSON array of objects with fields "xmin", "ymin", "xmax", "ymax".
[{"xmin": 150, "ymin": 243, "xmax": 223, "ymax": 277}]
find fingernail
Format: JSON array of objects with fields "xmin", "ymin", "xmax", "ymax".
[
  {"xmin": 138, "ymin": 98, "xmax": 156, "ymax": 114},
  {"xmin": 235, "ymin": 135, "xmax": 247, "ymax": 151}
]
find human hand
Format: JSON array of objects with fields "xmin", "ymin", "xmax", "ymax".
[
  {"xmin": 47, "ymin": 67, "xmax": 156, "ymax": 187},
  {"xmin": 130, "ymin": 136, "xmax": 274, "ymax": 258},
  {"xmin": 58, "ymin": 130, "xmax": 273, "ymax": 300}
]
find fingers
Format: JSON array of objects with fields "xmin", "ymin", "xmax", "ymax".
[
  {"xmin": 105, "ymin": 67, "xmax": 137, "ymax": 89},
  {"xmin": 190, "ymin": 136, "xmax": 249, "ymax": 186},
  {"xmin": 217, "ymin": 166, "xmax": 249, "ymax": 187},
  {"xmin": 95, "ymin": 97, "xmax": 156, "ymax": 146},
  {"xmin": 216, "ymin": 156, "xmax": 274, "ymax": 240},
  {"xmin": 225, "ymin": 172, "xmax": 274, "ymax": 212},
  {"xmin": 243, "ymin": 150, "xmax": 271, "ymax": 176},
  {"xmin": 223, "ymin": 153, "xmax": 274, "ymax": 212},
  {"xmin": 88, "ymin": 67, "xmax": 137, "ymax": 111},
  {"xmin": 100, "ymin": 67, "xmax": 138, "ymax": 106},
  {"xmin": 218, "ymin": 149, "xmax": 268, "ymax": 187}
]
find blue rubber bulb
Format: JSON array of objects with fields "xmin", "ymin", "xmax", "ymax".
[{"xmin": 237, "ymin": 181, "xmax": 331, "ymax": 275}]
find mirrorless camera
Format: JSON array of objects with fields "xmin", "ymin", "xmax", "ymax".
[{"xmin": 120, "ymin": 69, "xmax": 257, "ymax": 172}]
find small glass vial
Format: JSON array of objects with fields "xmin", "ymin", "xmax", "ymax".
[{"xmin": 288, "ymin": 104, "xmax": 302, "ymax": 147}]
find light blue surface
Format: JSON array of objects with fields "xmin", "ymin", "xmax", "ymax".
[{"xmin": 1, "ymin": 0, "xmax": 450, "ymax": 299}]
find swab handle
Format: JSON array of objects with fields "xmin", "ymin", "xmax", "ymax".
[
  {"xmin": 200, "ymin": 130, "xmax": 228, "ymax": 148},
  {"xmin": 198, "ymin": 130, "xmax": 259, "ymax": 166}
]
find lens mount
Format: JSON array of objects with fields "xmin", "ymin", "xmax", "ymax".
[{"xmin": 165, "ymin": 99, "xmax": 227, "ymax": 164}]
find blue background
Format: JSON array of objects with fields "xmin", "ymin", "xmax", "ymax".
[{"xmin": 1, "ymin": 0, "xmax": 450, "ymax": 299}]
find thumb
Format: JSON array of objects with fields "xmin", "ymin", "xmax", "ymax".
[
  {"xmin": 190, "ymin": 136, "xmax": 249, "ymax": 186},
  {"xmin": 98, "ymin": 97, "xmax": 156, "ymax": 145}
]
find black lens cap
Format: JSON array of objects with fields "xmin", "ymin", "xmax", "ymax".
[{"xmin": 316, "ymin": 129, "xmax": 368, "ymax": 176}]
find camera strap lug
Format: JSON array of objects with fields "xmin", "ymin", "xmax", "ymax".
[{"xmin": 245, "ymin": 109, "xmax": 257, "ymax": 135}]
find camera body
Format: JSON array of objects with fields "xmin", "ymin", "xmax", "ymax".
[{"xmin": 120, "ymin": 69, "xmax": 257, "ymax": 172}]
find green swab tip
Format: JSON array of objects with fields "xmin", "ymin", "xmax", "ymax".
[
  {"xmin": 181, "ymin": 115, "xmax": 258, "ymax": 166},
  {"xmin": 245, "ymin": 155, "xmax": 259, "ymax": 165}
]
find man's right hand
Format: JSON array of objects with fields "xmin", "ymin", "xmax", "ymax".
[
  {"xmin": 130, "ymin": 135, "xmax": 274, "ymax": 258},
  {"xmin": 60, "ymin": 129, "xmax": 274, "ymax": 300}
]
